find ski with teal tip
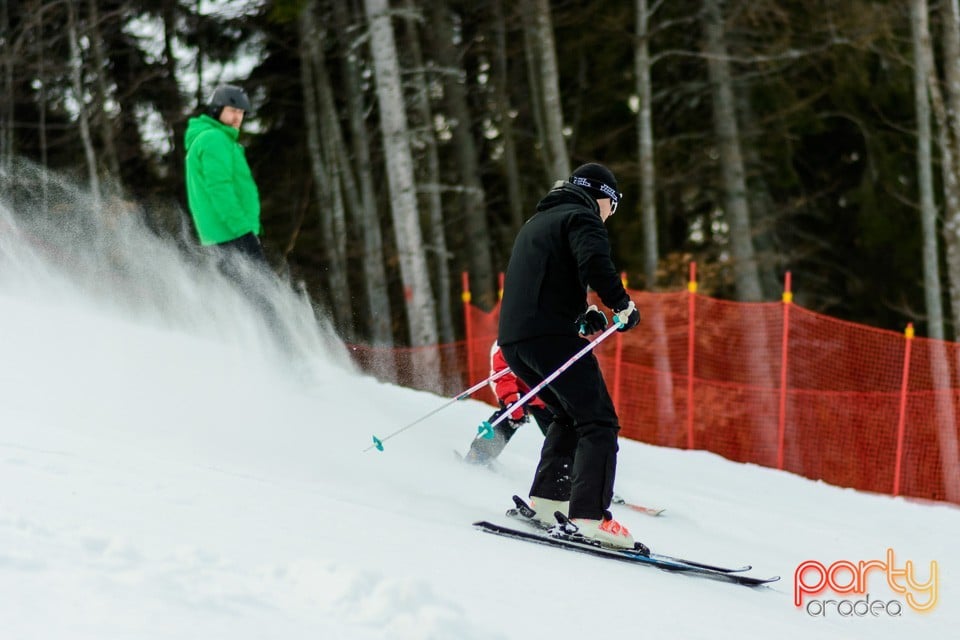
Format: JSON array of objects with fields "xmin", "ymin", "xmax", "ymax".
[{"xmin": 473, "ymin": 519, "xmax": 778, "ymax": 587}]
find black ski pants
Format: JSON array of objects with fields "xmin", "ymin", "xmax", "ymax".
[
  {"xmin": 500, "ymin": 334, "xmax": 620, "ymax": 520},
  {"xmin": 210, "ymin": 234, "xmax": 294, "ymax": 355}
]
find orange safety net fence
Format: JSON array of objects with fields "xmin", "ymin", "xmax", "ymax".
[{"xmin": 347, "ymin": 269, "xmax": 960, "ymax": 506}]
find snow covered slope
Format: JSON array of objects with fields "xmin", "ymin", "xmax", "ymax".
[{"xmin": 1, "ymin": 176, "xmax": 957, "ymax": 639}]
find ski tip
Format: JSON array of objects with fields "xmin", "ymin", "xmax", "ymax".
[{"xmin": 611, "ymin": 495, "xmax": 664, "ymax": 516}]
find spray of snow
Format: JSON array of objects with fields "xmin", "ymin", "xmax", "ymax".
[{"xmin": 1, "ymin": 164, "xmax": 957, "ymax": 638}]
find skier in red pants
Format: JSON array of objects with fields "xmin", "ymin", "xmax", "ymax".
[{"xmin": 463, "ymin": 341, "xmax": 555, "ymax": 465}]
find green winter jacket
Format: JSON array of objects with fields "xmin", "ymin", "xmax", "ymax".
[{"xmin": 184, "ymin": 114, "xmax": 261, "ymax": 245}]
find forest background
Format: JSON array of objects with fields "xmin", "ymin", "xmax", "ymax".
[{"xmin": 3, "ymin": 0, "xmax": 960, "ymax": 350}]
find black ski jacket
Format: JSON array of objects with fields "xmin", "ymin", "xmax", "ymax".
[{"xmin": 498, "ymin": 183, "xmax": 630, "ymax": 345}]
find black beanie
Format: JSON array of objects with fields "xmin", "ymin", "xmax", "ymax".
[{"xmin": 569, "ymin": 163, "xmax": 621, "ymax": 203}]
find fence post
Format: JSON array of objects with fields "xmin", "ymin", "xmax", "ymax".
[
  {"xmin": 893, "ymin": 323, "xmax": 914, "ymax": 496},
  {"xmin": 777, "ymin": 272, "xmax": 793, "ymax": 470},
  {"xmin": 462, "ymin": 272, "xmax": 475, "ymax": 386},
  {"xmin": 612, "ymin": 271, "xmax": 627, "ymax": 411},
  {"xmin": 687, "ymin": 262, "xmax": 697, "ymax": 449}
]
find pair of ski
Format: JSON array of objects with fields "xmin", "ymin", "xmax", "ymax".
[{"xmin": 473, "ymin": 496, "xmax": 779, "ymax": 587}]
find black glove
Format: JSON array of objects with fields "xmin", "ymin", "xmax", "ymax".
[
  {"xmin": 576, "ymin": 304, "xmax": 608, "ymax": 336},
  {"xmin": 613, "ymin": 300, "xmax": 640, "ymax": 332}
]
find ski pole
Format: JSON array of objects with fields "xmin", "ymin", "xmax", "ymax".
[
  {"xmin": 476, "ymin": 321, "xmax": 621, "ymax": 439},
  {"xmin": 365, "ymin": 366, "xmax": 514, "ymax": 452}
]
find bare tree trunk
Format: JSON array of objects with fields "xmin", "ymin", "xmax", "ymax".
[
  {"xmin": 193, "ymin": 0, "xmax": 203, "ymax": 106},
  {"xmin": 635, "ymin": 0, "xmax": 675, "ymax": 433},
  {"xmin": 940, "ymin": 0, "xmax": 960, "ymax": 334},
  {"xmin": 702, "ymin": 0, "xmax": 762, "ymax": 302},
  {"xmin": 427, "ymin": 1, "xmax": 496, "ymax": 311},
  {"xmin": 321, "ymin": 133, "xmax": 352, "ymax": 333},
  {"xmin": 491, "ymin": 0, "xmax": 525, "ymax": 233},
  {"xmin": 331, "ymin": 0, "xmax": 394, "ymax": 350},
  {"xmin": 921, "ymin": 0, "xmax": 960, "ymax": 340},
  {"xmin": 531, "ymin": 0, "xmax": 568, "ymax": 179},
  {"xmin": 702, "ymin": 0, "xmax": 775, "ymax": 461},
  {"xmin": 363, "ymin": 0, "xmax": 440, "ymax": 386},
  {"xmin": 400, "ymin": 0, "xmax": 455, "ymax": 343},
  {"xmin": 66, "ymin": 0, "xmax": 101, "ymax": 211},
  {"xmin": 1, "ymin": 0, "xmax": 14, "ymax": 175},
  {"xmin": 160, "ymin": 0, "xmax": 187, "ymax": 205},
  {"xmin": 316, "ymin": 15, "xmax": 374, "ymax": 343},
  {"xmin": 912, "ymin": 0, "xmax": 947, "ymax": 341},
  {"xmin": 38, "ymin": 0, "xmax": 48, "ymax": 205},
  {"xmin": 522, "ymin": 0, "xmax": 569, "ymax": 180},
  {"xmin": 85, "ymin": 0, "xmax": 121, "ymax": 180},
  {"xmin": 520, "ymin": 3, "xmax": 548, "ymax": 181},
  {"xmin": 636, "ymin": 0, "xmax": 658, "ymax": 289},
  {"xmin": 912, "ymin": 0, "xmax": 960, "ymax": 503},
  {"xmin": 298, "ymin": 2, "xmax": 352, "ymax": 337},
  {"xmin": 312, "ymin": 8, "xmax": 361, "ymax": 340}
]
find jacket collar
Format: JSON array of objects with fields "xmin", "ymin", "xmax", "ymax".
[
  {"xmin": 198, "ymin": 114, "xmax": 239, "ymax": 141},
  {"xmin": 535, "ymin": 182, "xmax": 600, "ymax": 215}
]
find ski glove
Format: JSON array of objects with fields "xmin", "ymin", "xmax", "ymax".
[
  {"xmin": 502, "ymin": 393, "xmax": 528, "ymax": 422},
  {"xmin": 613, "ymin": 300, "xmax": 641, "ymax": 332},
  {"xmin": 576, "ymin": 305, "xmax": 608, "ymax": 336}
]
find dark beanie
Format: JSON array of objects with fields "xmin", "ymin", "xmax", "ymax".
[{"xmin": 569, "ymin": 163, "xmax": 620, "ymax": 202}]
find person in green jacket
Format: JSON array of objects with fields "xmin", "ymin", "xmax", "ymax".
[
  {"xmin": 184, "ymin": 85, "xmax": 294, "ymax": 352},
  {"xmin": 184, "ymin": 84, "xmax": 265, "ymax": 263}
]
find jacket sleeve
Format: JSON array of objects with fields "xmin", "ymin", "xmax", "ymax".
[
  {"xmin": 567, "ymin": 211, "xmax": 630, "ymax": 311},
  {"xmin": 196, "ymin": 132, "xmax": 251, "ymax": 236},
  {"xmin": 490, "ymin": 344, "xmax": 521, "ymax": 401}
]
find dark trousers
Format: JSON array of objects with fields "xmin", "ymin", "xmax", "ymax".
[
  {"xmin": 211, "ymin": 233, "xmax": 293, "ymax": 354},
  {"xmin": 214, "ymin": 232, "xmax": 268, "ymax": 271},
  {"xmin": 500, "ymin": 335, "xmax": 620, "ymax": 520}
]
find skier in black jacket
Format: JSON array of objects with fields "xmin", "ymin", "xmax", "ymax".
[{"xmin": 498, "ymin": 162, "xmax": 640, "ymax": 549}]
